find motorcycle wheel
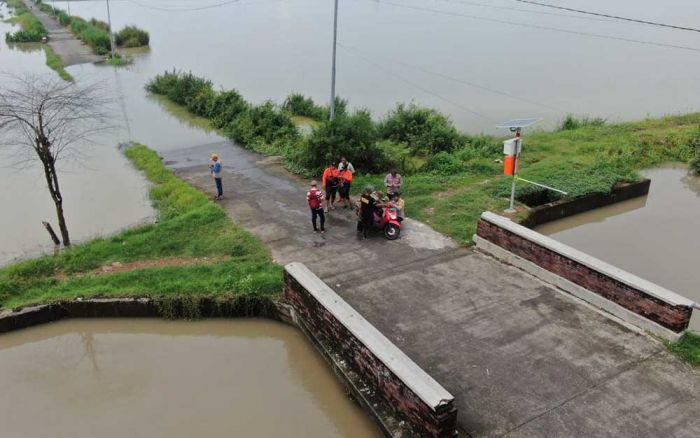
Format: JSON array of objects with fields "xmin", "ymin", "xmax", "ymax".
[{"xmin": 384, "ymin": 224, "xmax": 400, "ymax": 240}]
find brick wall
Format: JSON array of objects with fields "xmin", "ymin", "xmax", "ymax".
[
  {"xmin": 284, "ymin": 271, "xmax": 457, "ymax": 437},
  {"xmin": 476, "ymin": 219, "xmax": 692, "ymax": 333}
]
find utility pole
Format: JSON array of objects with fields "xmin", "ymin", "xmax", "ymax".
[
  {"xmin": 105, "ymin": 0, "xmax": 116, "ymax": 58},
  {"xmin": 67, "ymin": 0, "xmax": 71, "ymax": 15},
  {"xmin": 329, "ymin": 0, "xmax": 339, "ymax": 121}
]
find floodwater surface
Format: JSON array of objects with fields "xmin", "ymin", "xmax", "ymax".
[
  {"xmin": 0, "ymin": 319, "xmax": 380, "ymax": 438},
  {"xmin": 537, "ymin": 165, "xmax": 700, "ymax": 330}
]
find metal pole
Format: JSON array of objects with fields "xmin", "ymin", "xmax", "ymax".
[
  {"xmin": 506, "ymin": 129, "xmax": 521, "ymax": 213},
  {"xmin": 68, "ymin": 0, "xmax": 71, "ymax": 15},
  {"xmin": 105, "ymin": 0, "xmax": 116, "ymax": 58},
  {"xmin": 329, "ymin": 0, "xmax": 338, "ymax": 121}
]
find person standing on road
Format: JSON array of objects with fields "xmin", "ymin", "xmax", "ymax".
[
  {"xmin": 358, "ymin": 185, "xmax": 377, "ymax": 239},
  {"xmin": 209, "ymin": 153, "xmax": 223, "ymax": 200},
  {"xmin": 307, "ymin": 180, "xmax": 326, "ymax": 233},
  {"xmin": 322, "ymin": 161, "xmax": 340, "ymax": 212},
  {"xmin": 338, "ymin": 157, "xmax": 355, "ymax": 174},
  {"xmin": 338, "ymin": 165, "xmax": 354, "ymax": 208},
  {"xmin": 384, "ymin": 168, "xmax": 403, "ymax": 196}
]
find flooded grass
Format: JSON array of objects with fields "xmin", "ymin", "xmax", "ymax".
[
  {"xmin": 0, "ymin": 144, "xmax": 282, "ymax": 310},
  {"xmin": 43, "ymin": 45, "xmax": 72, "ymax": 81}
]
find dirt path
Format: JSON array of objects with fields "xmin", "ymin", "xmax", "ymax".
[
  {"xmin": 162, "ymin": 140, "xmax": 700, "ymax": 437},
  {"xmin": 22, "ymin": 0, "xmax": 102, "ymax": 66}
]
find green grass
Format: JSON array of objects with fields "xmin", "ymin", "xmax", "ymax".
[
  {"xmin": 0, "ymin": 144, "xmax": 282, "ymax": 310},
  {"xmin": 4, "ymin": 1, "xmax": 48, "ymax": 43},
  {"xmin": 43, "ymin": 46, "xmax": 73, "ymax": 81},
  {"xmin": 105, "ymin": 53, "xmax": 130, "ymax": 66},
  {"xmin": 668, "ymin": 332, "xmax": 700, "ymax": 367}
]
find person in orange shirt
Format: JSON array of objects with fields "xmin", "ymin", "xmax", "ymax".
[
  {"xmin": 321, "ymin": 161, "xmax": 340, "ymax": 212},
  {"xmin": 338, "ymin": 166, "xmax": 354, "ymax": 208}
]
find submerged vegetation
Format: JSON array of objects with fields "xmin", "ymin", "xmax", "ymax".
[
  {"xmin": 146, "ymin": 70, "xmax": 700, "ymax": 241},
  {"xmin": 0, "ymin": 144, "xmax": 282, "ymax": 310},
  {"xmin": 43, "ymin": 45, "xmax": 72, "ymax": 81},
  {"xmin": 4, "ymin": 0, "xmax": 47, "ymax": 42}
]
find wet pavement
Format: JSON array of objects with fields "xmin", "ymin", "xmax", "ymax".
[
  {"xmin": 166, "ymin": 141, "xmax": 700, "ymax": 438},
  {"xmin": 22, "ymin": 0, "xmax": 102, "ymax": 66}
]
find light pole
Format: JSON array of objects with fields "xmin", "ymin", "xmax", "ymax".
[
  {"xmin": 497, "ymin": 118, "xmax": 540, "ymax": 213},
  {"xmin": 105, "ymin": 0, "xmax": 116, "ymax": 58},
  {"xmin": 329, "ymin": 0, "xmax": 339, "ymax": 121}
]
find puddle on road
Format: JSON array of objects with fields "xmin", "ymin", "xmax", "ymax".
[
  {"xmin": 537, "ymin": 165, "xmax": 700, "ymax": 330},
  {"xmin": 0, "ymin": 319, "xmax": 380, "ymax": 438}
]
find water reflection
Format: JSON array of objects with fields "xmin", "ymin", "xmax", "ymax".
[
  {"xmin": 0, "ymin": 319, "xmax": 380, "ymax": 438},
  {"xmin": 537, "ymin": 165, "xmax": 700, "ymax": 330}
]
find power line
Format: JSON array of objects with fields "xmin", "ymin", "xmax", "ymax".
[
  {"xmin": 337, "ymin": 43, "xmax": 495, "ymax": 121},
  {"xmin": 339, "ymin": 42, "xmax": 562, "ymax": 112},
  {"xmin": 434, "ymin": 0, "xmax": 618, "ymax": 24},
  {"xmin": 369, "ymin": 0, "xmax": 700, "ymax": 53},
  {"xmin": 124, "ymin": 0, "xmax": 247, "ymax": 12},
  {"xmin": 509, "ymin": 0, "xmax": 700, "ymax": 33}
]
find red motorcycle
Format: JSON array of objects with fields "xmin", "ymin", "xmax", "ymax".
[{"xmin": 373, "ymin": 205, "xmax": 402, "ymax": 240}]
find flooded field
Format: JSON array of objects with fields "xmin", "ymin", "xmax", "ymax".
[
  {"xmin": 0, "ymin": 319, "xmax": 380, "ymax": 438},
  {"xmin": 537, "ymin": 165, "xmax": 700, "ymax": 330},
  {"xmin": 2, "ymin": 0, "xmax": 700, "ymax": 263}
]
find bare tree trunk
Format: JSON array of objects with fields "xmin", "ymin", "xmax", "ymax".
[{"xmin": 39, "ymin": 139, "xmax": 71, "ymax": 246}]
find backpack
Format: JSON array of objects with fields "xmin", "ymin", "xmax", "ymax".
[{"xmin": 307, "ymin": 188, "xmax": 322, "ymax": 210}]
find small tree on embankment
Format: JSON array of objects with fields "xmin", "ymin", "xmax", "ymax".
[{"xmin": 0, "ymin": 74, "xmax": 110, "ymax": 246}]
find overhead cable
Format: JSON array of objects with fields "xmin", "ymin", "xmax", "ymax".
[
  {"xmin": 510, "ymin": 0, "xmax": 700, "ymax": 33},
  {"xmin": 337, "ymin": 43, "xmax": 495, "ymax": 121},
  {"xmin": 370, "ymin": 0, "xmax": 700, "ymax": 53}
]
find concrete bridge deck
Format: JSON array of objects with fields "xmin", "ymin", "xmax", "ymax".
[
  {"xmin": 21, "ymin": 0, "xmax": 102, "ymax": 66},
  {"xmin": 164, "ymin": 141, "xmax": 700, "ymax": 437}
]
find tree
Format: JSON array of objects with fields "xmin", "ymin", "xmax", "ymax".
[{"xmin": 0, "ymin": 74, "xmax": 110, "ymax": 246}]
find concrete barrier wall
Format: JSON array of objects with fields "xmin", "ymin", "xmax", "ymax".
[
  {"xmin": 284, "ymin": 263, "xmax": 457, "ymax": 437},
  {"xmin": 475, "ymin": 212, "xmax": 695, "ymax": 338}
]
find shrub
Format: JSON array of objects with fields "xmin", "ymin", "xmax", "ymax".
[
  {"xmin": 145, "ymin": 70, "xmax": 212, "ymax": 107},
  {"xmin": 282, "ymin": 93, "xmax": 325, "ymax": 119},
  {"xmin": 226, "ymin": 101, "xmax": 298, "ymax": 146},
  {"xmin": 301, "ymin": 110, "xmax": 388, "ymax": 173},
  {"xmin": 558, "ymin": 114, "xmax": 606, "ymax": 131},
  {"xmin": 379, "ymin": 103, "xmax": 465, "ymax": 154},
  {"xmin": 115, "ymin": 25, "xmax": 149, "ymax": 47},
  {"xmin": 186, "ymin": 87, "xmax": 215, "ymax": 117},
  {"xmin": 5, "ymin": 12, "xmax": 47, "ymax": 43},
  {"xmin": 70, "ymin": 17, "xmax": 111, "ymax": 53},
  {"xmin": 207, "ymin": 89, "xmax": 249, "ymax": 128}
]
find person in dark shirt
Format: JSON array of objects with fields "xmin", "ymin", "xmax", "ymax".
[{"xmin": 359, "ymin": 185, "xmax": 380, "ymax": 239}]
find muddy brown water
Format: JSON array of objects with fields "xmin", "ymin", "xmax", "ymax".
[
  {"xmin": 536, "ymin": 165, "xmax": 700, "ymax": 331},
  {"xmin": 0, "ymin": 318, "xmax": 381, "ymax": 438}
]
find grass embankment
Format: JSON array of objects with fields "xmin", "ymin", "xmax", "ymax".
[
  {"xmin": 0, "ymin": 144, "xmax": 282, "ymax": 311},
  {"xmin": 146, "ymin": 70, "xmax": 700, "ymax": 242},
  {"xmin": 668, "ymin": 332, "xmax": 700, "ymax": 367}
]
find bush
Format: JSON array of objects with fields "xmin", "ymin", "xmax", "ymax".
[
  {"xmin": 146, "ymin": 70, "xmax": 212, "ymax": 107},
  {"xmin": 207, "ymin": 89, "xmax": 249, "ymax": 128},
  {"xmin": 70, "ymin": 17, "xmax": 111, "ymax": 53},
  {"xmin": 226, "ymin": 101, "xmax": 298, "ymax": 146},
  {"xmin": 301, "ymin": 110, "xmax": 390, "ymax": 173},
  {"xmin": 5, "ymin": 12, "xmax": 47, "ymax": 43},
  {"xmin": 115, "ymin": 25, "xmax": 149, "ymax": 47},
  {"xmin": 379, "ymin": 103, "xmax": 465, "ymax": 154},
  {"xmin": 282, "ymin": 93, "xmax": 325, "ymax": 119}
]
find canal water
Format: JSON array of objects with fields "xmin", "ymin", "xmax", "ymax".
[
  {"xmin": 537, "ymin": 165, "xmax": 700, "ymax": 331},
  {"xmin": 0, "ymin": 319, "xmax": 380, "ymax": 437}
]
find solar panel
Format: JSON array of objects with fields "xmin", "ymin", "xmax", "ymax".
[{"xmin": 496, "ymin": 118, "xmax": 540, "ymax": 129}]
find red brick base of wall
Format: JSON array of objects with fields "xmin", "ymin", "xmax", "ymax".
[
  {"xmin": 476, "ymin": 219, "xmax": 692, "ymax": 333},
  {"xmin": 284, "ymin": 272, "xmax": 458, "ymax": 437}
]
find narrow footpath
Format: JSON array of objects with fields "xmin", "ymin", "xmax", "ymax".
[
  {"xmin": 165, "ymin": 141, "xmax": 700, "ymax": 437},
  {"xmin": 22, "ymin": 0, "xmax": 101, "ymax": 66}
]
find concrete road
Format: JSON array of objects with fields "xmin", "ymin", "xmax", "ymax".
[
  {"xmin": 164, "ymin": 141, "xmax": 700, "ymax": 437},
  {"xmin": 22, "ymin": 0, "xmax": 102, "ymax": 66}
]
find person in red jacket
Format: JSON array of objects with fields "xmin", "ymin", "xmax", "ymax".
[{"xmin": 306, "ymin": 180, "xmax": 325, "ymax": 233}]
